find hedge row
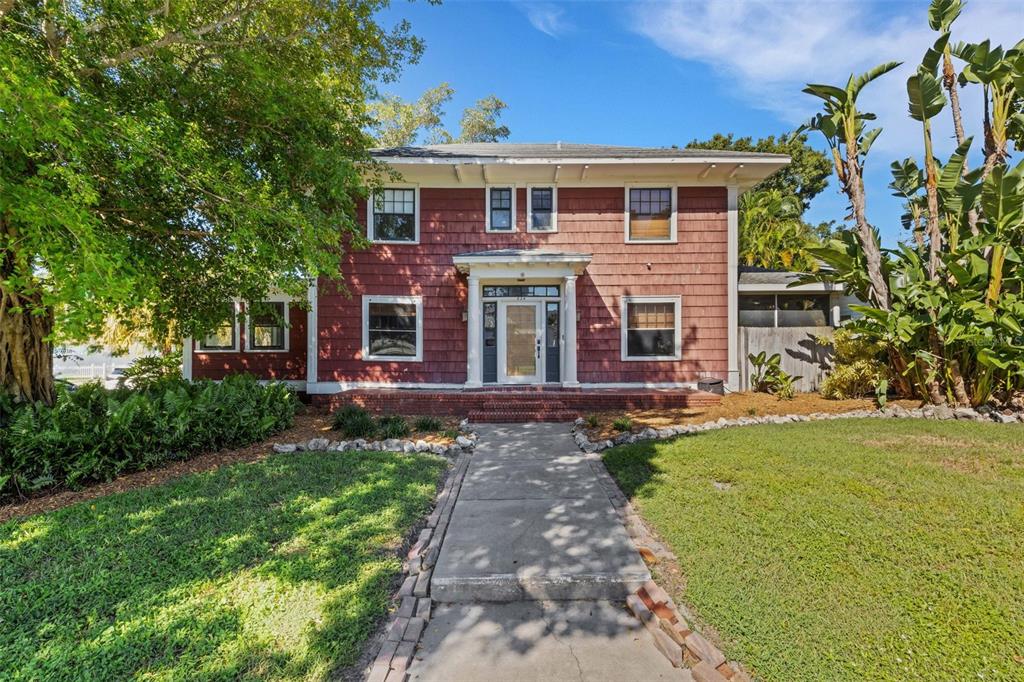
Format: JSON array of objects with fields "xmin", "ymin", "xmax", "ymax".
[{"xmin": 0, "ymin": 375, "xmax": 297, "ymax": 502}]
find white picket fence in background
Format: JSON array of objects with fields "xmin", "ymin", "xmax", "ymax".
[{"xmin": 55, "ymin": 363, "xmax": 131, "ymax": 385}]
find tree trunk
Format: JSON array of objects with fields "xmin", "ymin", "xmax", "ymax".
[
  {"xmin": 844, "ymin": 156, "xmax": 891, "ymax": 311},
  {"xmin": 942, "ymin": 50, "xmax": 979, "ymax": 235},
  {"xmin": 0, "ymin": 286, "xmax": 56, "ymax": 406}
]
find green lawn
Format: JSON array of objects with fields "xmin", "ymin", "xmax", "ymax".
[
  {"xmin": 603, "ymin": 419, "xmax": 1024, "ymax": 682},
  {"xmin": 0, "ymin": 450, "xmax": 445, "ymax": 682}
]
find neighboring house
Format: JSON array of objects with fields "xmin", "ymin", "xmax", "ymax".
[
  {"xmin": 737, "ymin": 268, "xmax": 859, "ymax": 392},
  {"xmin": 183, "ymin": 143, "xmax": 789, "ymax": 414}
]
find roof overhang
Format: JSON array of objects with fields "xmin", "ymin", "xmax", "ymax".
[
  {"xmin": 738, "ymin": 281, "xmax": 845, "ymax": 294},
  {"xmin": 453, "ymin": 250, "xmax": 592, "ymax": 277},
  {"xmin": 369, "ymin": 155, "xmax": 789, "ymax": 193}
]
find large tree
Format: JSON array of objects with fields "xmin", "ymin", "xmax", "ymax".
[
  {"xmin": 369, "ymin": 84, "xmax": 510, "ymax": 147},
  {"xmin": 1, "ymin": 0, "xmax": 422, "ymax": 404},
  {"xmin": 687, "ymin": 133, "xmax": 834, "ymax": 270}
]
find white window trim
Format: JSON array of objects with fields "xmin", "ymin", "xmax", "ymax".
[
  {"xmin": 624, "ymin": 185, "xmax": 678, "ymax": 244},
  {"xmin": 526, "ymin": 184, "xmax": 558, "ymax": 233},
  {"xmin": 620, "ymin": 295, "xmax": 682, "ymax": 362},
  {"xmin": 197, "ymin": 301, "xmax": 242, "ymax": 353},
  {"xmin": 485, "ymin": 184, "xmax": 517, "ymax": 233},
  {"xmin": 362, "ymin": 295, "xmax": 424, "ymax": 362},
  {"xmin": 245, "ymin": 295, "xmax": 291, "ymax": 353},
  {"xmin": 367, "ymin": 185, "xmax": 420, "ymax": 244}
]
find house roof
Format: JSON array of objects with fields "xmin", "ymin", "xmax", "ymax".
[
  {"xmin": 452, "ymin": 248, "xmax": 592, "ymax": 275},
  {"xmin": 738, "ymin": 268, "xmax": 843, "ymax": 293},
  {"xmin": 371, "ymin": 142, "xmax": 788, "ymax": 163}
]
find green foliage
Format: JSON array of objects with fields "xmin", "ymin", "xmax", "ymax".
[
  {"xmin": 370, "ymin": 83, "xmax": 510, "ymax": 146},
  {"xmin": 0, "ymin": 375, "xmax": 295, "ymax": 501},
  {"xmin": 376, "ymin": 415, "xmax": 411, "ymax": 440},
  {"xmin": 747, "ymin": 352, "xmax": 801, "ymax": 399},
  {"xmin": 612, "ymin": 416, "xmax": 633, "ymax": 432},
  {"xmin": 687, "ymin": 132, "xmax": 834, "ymax": 272},
  {"xmin": 603, "ymin": 419, "xmax": 1024, "ymax": 681},
  {"xmin": 820, "ymin": 328, "xmax": 890, "ymax": 400},
  {"xmin": 585, "ymin": 414, "xmax": 600, "ymax": 428},
  {"xmin": 413, "ymin": 415, "xmax": 444, "ymax": 433},
  {"xmin": 117, "ymin": 352, "xmax": 183, "ymax": 391},
  {"xmin": 332, "ymin": 405, "xmax": 376, "ymax": 439},
  {"xmin": 0, "ymin": 448, "xmax": 444, "ymax": 680},
  {"xmin": 0, "ymin": 1, "xmax": 423, "ymax": 397}
]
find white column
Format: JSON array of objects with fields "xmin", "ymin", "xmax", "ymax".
[
  {"xmin": 726, "ymin": 185, "xmax": 740, "ymax": 391},
  {"xmin": 466, "ymin": 274, "xmax": 483, "ymax": 387},
  {"xmin": 181, "ymin": 337, "xmax": 193, "ymax": 381},
  {"xmin": 306, "ymin": 279, "xmax": 319, "ymax": 394},
  {"xmin": 563, "ymin": 274, "xmax": 579, "ymax": 387}
]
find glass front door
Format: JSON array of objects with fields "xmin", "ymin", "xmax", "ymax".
[{"xmin": 497, "ymin": 301, "xmax": 543, "ymax": 384}]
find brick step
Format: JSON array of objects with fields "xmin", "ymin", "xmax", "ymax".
[
  {"xmin": 468, "ymin": 409, "xmax": 579, "ymax": 423},
  {"xmin": 480, "ymin": 400, "xmax": 567, "ymax": 410}
]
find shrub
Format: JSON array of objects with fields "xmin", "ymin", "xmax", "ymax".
[
  {"xmin": 585, "ymin": 414, "xmax": 600, "ymax": 428},
  {"xmin": 377, "ymin": 415, "xmax": 410, "ymax": 439},
  {"xmin": 748, "ymin": 351, "xmax": 801, "ymax": 400},
  {"xmin": 819, "ymin": 328, "xmax": 889, "ymax": 400},
  {"xmin": 332, "ymin": 405, "xmax": 376, "ymax": 438},
  {"xmin": 117, "ymin": 352, "xmax": 183, "ymax": 391},
  {"xmin": 413, "ymin": 416, "xmax": 444, "ymax": 433},
  {"xmin": 612, "ymin": 416, "xmax": 633, "ymax": 432},
  {"xmin": 0, "ymin": 375, "xmax": 296, "ymax": 502}
]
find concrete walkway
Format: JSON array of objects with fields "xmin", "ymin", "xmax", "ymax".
[{"xmin": 408, "ymin": 423, "xmax": 691, "ymax": 681}]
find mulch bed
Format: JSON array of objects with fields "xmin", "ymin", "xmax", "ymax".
[{"xmin": 585, "ymin": 392, "xmax": 923, "ymax": 441}]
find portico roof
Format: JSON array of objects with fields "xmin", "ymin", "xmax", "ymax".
[{"xmin": 452, "ymin": 249, "xmax": 592, "ymax": 275}]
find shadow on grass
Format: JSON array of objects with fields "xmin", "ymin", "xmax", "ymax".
[{"xmin": 0, "ymin": 449, "xmax": 445, "ymax": 681}]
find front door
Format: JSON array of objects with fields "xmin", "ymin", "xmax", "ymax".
[{"xmin": 497, "ymin": 301, "xmax": 544, "ymax": 384}]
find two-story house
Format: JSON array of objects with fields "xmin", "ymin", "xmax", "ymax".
[{"xmin": 183, "ymin": 143, "xmax": 789, "ymax": 418}]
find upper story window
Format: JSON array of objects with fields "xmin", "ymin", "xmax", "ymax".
[
  {"xmin": 486, "ymin": 186, "xmax": 515, "ymax": 232},
  {"xmin": 621, "ymin": 296, "xmax": 681, "ymax": 361},
  {"xmin": 369, "ymin": 187, "xmax": 418, "ymax": 243},
  {"xmin": 247, "ymin": 301, "xmax": 288, "ymax": 351},
  {"xmin": 198, "ymin": 303, "xmax": 238, "ymax": 352},
  {"xmin": 362, "ymin": 295, "xmax": 423, "ymax": 362},
  {"xmin": 626, "ymin": 187, "xmax": 677, "ymax": 243},
  {"xmin": 739, "ymin": 294, "xmax": 832, "ymax": 328},
  {"xmin": 528, "ymin": 186, "xmax": 557, "ymax": 232}
]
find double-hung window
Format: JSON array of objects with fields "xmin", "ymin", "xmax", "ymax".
[
  {"xmin": 362, "ymin": 296, "xmax": 423, "ymax": 361},
  {"xmin": 199, "ymin": 303, "xmax": 238, "ymax": 351},
  {"xmin": 486, "ymin": 186, "xmax": 515, "ymax": 232},
  {"xmin": 528, "ymin": 186, "xmax": 557, "ymax": 232},
  {"xmin": 370, "ymin": 187, "xmax": 418, "ymax": 243},
  {"xmin": 247, "ymin": 301, "xmax": 288, "ymax": 351},
  {"xmin": 621, "ymin": 297, "xmax": 681, "ymax": 361},
  {"xmin": 626, "ymin": 187, "xmax": 677, "ymax": 242}
]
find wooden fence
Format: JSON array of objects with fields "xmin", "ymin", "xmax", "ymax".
[{"xmin": 738, "ymin": 326, "xmax": 834, "ymax": 393}]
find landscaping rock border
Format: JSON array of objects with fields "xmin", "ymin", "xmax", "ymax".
[
  {"xmin": 271, "ymin": 418, "xmax": 477, "ymax": 458},
  {"xmin": 365, "ymin": 444, "xmax": 473, "ymax": 682},
  {"xmin": 572, "ymin": 403, "xmax": 1022, "ymax": 453}
]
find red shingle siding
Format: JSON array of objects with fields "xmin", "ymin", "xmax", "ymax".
[
  {"xmin": 316, "ymin": 186, "xmax": 728, "ymax": 385},
  {"xmin": 191, "ymin": 302, "xmax": 306, "ymax": 381}
]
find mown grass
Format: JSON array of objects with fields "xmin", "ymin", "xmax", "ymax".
[
  {"xmin": 603, "ymin": 419, "xmax": 1024, "ymax": 682},
  {"xmin": 0, "ymin": 449, "xmax": 445, "ymax": 681}
]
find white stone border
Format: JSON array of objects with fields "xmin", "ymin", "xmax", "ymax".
[
  {"xmin": 272, "ymin": 419, "xmax": 477, "ymax": 458},
  {"xmin": 572, "ymin": 403, "xmax": 1021, "ymax": 453}
]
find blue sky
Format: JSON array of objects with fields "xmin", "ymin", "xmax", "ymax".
[{"xmin": 375, "ymin": 0, "xmax": 1023, "ymax": 247}]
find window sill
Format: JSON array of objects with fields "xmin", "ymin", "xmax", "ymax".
[
  {"xmin": 196, "ymin": 348, "xmax": 239, "ymax": 353},
  {"xmin": 625, "ymin": 238, "xmax": 677, "ymax": 245},
  {"xmin": 621, "ymin": 355, "xmax": 681, "ymax": 362},
  {"xmin": 370, "ymin": 239, "xmax": 419, "ymax": 245},
  {"xmin": 362, "ymin": 355, "xmax": 423, "ymax": 363}
]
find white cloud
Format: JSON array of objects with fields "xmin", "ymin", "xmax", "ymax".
[
  {"xmin": 523, "ymin": 3, "xmax": 572, "ymax": 38},
  {"xmin": 630, "ymin": 0, "xmax": 1023, "ymax": 158}
]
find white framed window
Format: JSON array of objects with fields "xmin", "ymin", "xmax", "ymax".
[
  {"xmin": 485, "ymin": 185, "xmax": 516, "ymax": 232},
  {"xmin": 621, "ymin": 296, "xmax": 682, "ymax": 361},
  {"xmin": 362, "ymin": 295, "xmax": 423, "ymax": 362},
  {"xmin": 368, "ymin": 186, "xmax": 419, "ymax": 243},
  {"xmin": 527, "ymin": 185, "xmax": 557, "ymax": 233},
  {"xmin": 198, "ymin": 302, "xmax": 241, "ymax": 352},
  {"xmin": 625, "ymin": 186, "xmax": 677, "ymax": 243},
  {"xmin": 245, "ymin": 297, "xmax": 290, "ymax": 352}
]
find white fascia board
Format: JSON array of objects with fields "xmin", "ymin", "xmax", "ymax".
[{"xmin": 371, "ymin": 156, "xmax": 791, "ymax": 166}]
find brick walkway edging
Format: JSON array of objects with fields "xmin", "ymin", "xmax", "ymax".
[
  {"xmin": 366, "ymin": 447, "xmax": 473, "ymax": 682},
  {"xmin": 587, "ymin": 457, "xmax": 750, "ymax": 682}
]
